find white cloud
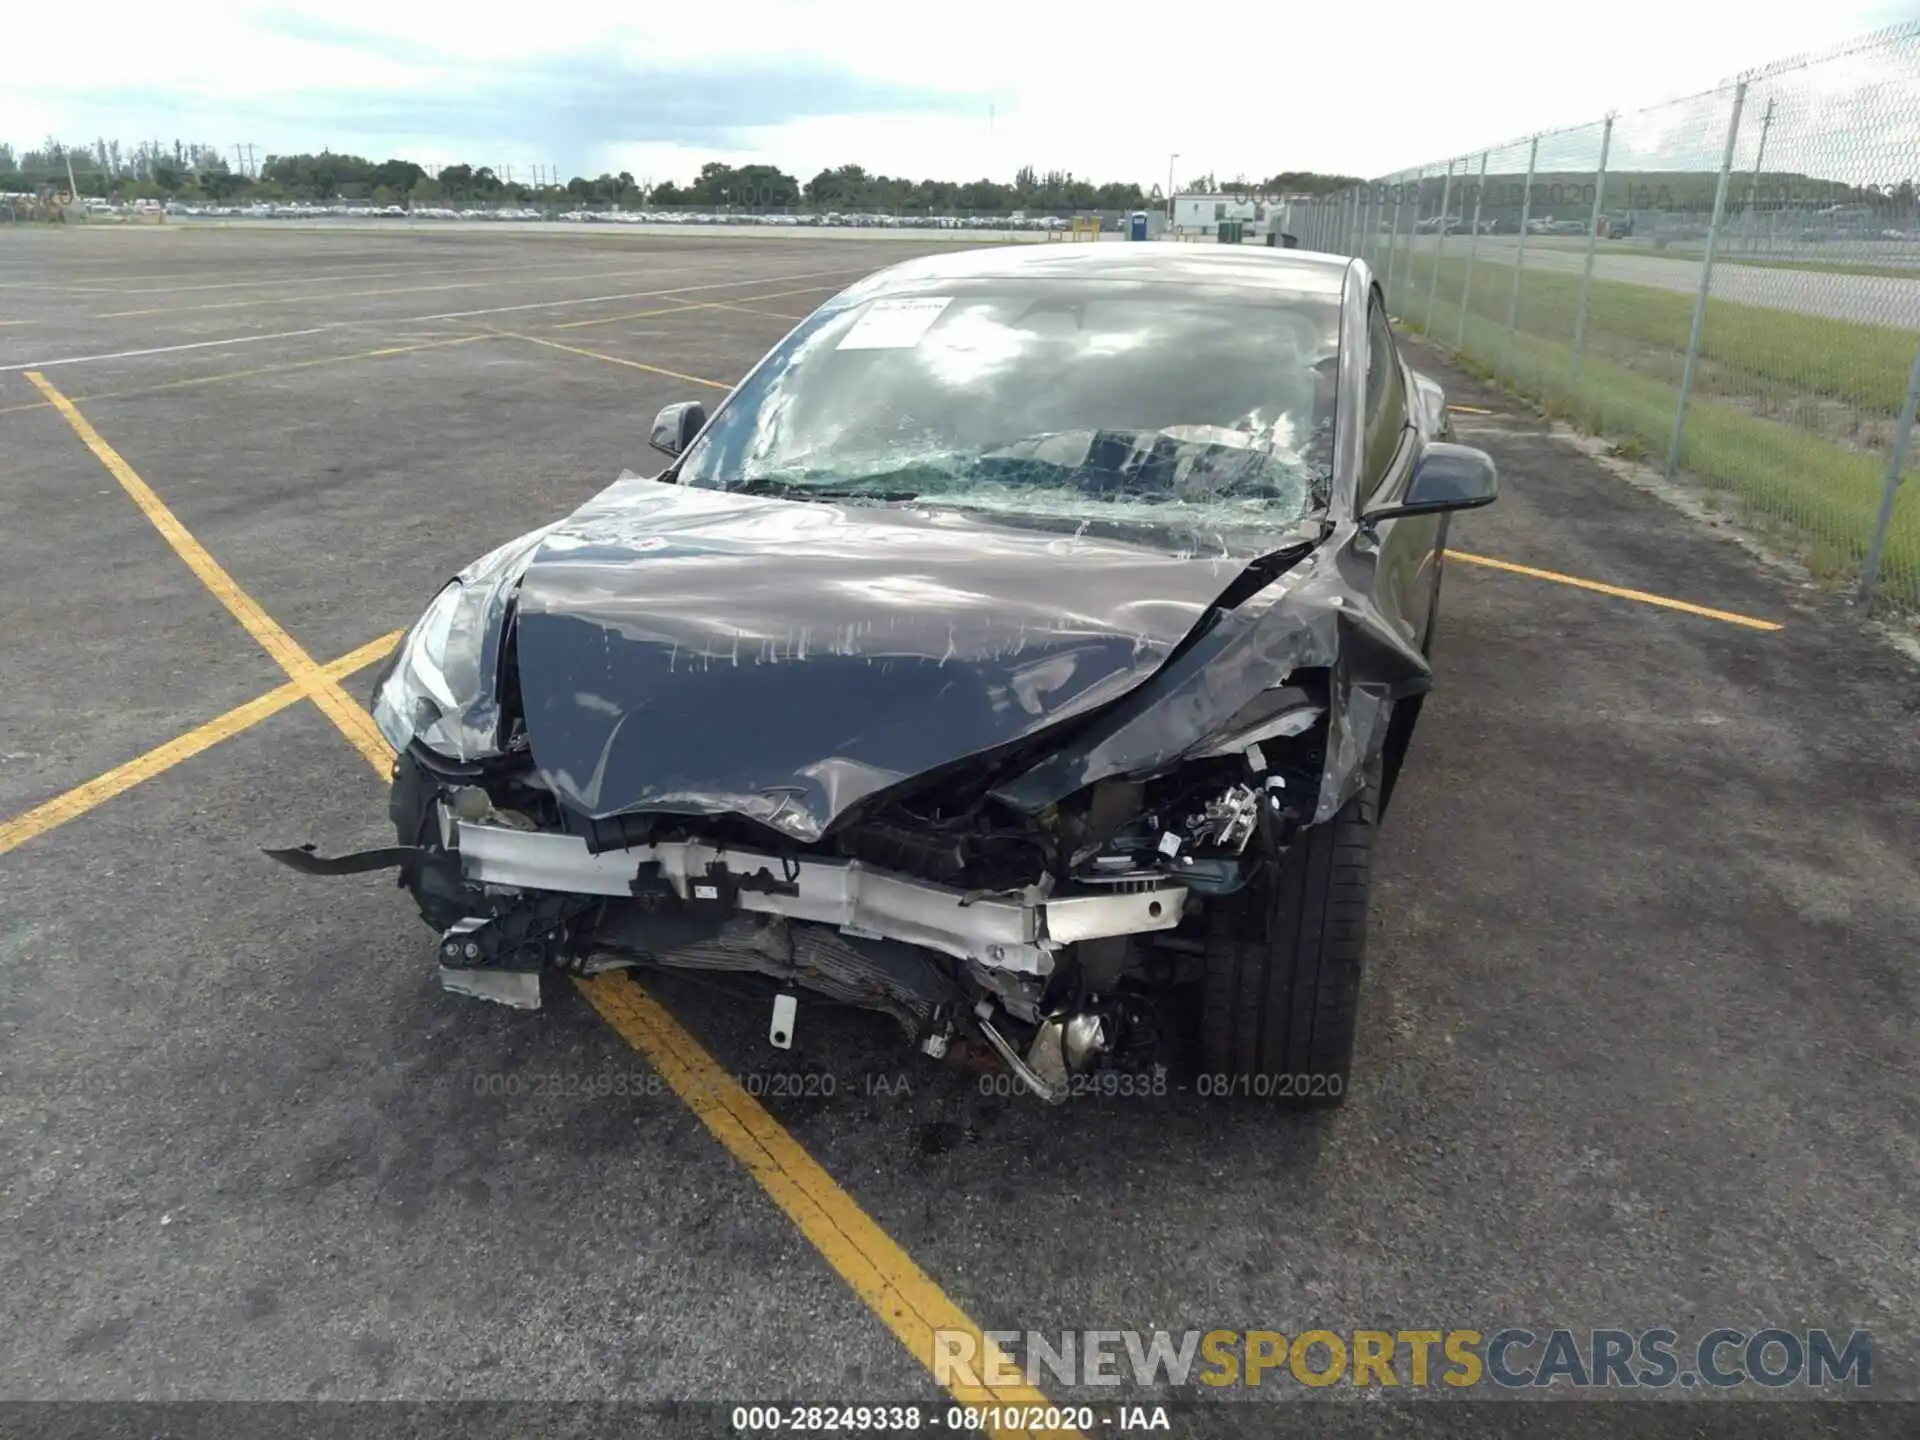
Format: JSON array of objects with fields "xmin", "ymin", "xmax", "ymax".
[{"xmin": 5, "ymin": 0, "xmax": 1913, "ymax": 183}]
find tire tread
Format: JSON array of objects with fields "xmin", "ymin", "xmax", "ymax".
[{"xmin": 1198, "ymin": 778, "xmax": 1377, "ymax": 1104}]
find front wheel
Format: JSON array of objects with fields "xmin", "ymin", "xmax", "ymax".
[{"xmin": 1197, "ymin": 776, "xmax": 1378, "ymax": 1106}]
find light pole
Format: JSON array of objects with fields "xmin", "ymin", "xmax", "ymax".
[{"xmin": 1167, "ymin": 153, "xmax": 1179, "ymax": 227}]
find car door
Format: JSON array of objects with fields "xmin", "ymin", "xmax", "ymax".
[{"xmin": 1358, "ymin": 292, "xmax": 1442, "ymax": 652}]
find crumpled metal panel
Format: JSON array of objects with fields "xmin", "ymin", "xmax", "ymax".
[
  {"xmin": 510, "ymin": 475, "xmax": 1305, "ymax": 842},
  {"xmin": 992, "ymin": 529, "xmax": 1430, "ymax": 824},
  {"xmin": 423, "ymin": 256, "xmax": 1444, "ymax": 839}
]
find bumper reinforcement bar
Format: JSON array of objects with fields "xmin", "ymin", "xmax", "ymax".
[{"xmin": 452, "ymin": 818, "xmax": 1187, "ymax": 977}]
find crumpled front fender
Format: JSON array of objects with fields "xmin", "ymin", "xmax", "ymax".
[{"xmin": 992, "ymin": 528, "xmax": 1431, "ymax": 824}]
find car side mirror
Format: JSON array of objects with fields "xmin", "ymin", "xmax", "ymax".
[
  {"xmin": 1364, "ymin": 442, "xmax": 1498, "ymax": 523},
  {"xmin": 649, "ymin": 400, "xmax": 707, "ymax": 459}
]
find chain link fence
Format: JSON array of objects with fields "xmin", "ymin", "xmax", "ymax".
[{"xmin": 1295, "ymin": 19, "xmax": 1920, "ymax": 613}]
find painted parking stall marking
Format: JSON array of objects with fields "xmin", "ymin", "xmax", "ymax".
[
  {"xmin": 1444, "ymin": 548, "xmax": 1784, "ymax": 630},
  {"xmin": 19, "ymin": 352, "xmax": 1078, "ymax": 1438},
  {"xmin": 578, "ymin": 973, "xmax": 1083, "ymax": 1437},
  {"xmin": 26, "ymin": 372, "xmax": 397, "ymax": 775},
  {"xmin": 0, "ymin": 632, "xmax": 400, "ymax": 857}
]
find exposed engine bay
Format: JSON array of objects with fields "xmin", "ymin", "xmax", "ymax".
[
  {"xmin": 265, "ymin": 471, "xmax": 1439, "ymax": 1105},
  {"xmin": 318, "ymin": 669, "xmax": 1332, "ymax": 1103}
]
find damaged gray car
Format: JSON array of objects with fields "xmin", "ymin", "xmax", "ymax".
[{"xmin": 271, "ymin": 245, "xmax": 1496, "ymax": 1106}]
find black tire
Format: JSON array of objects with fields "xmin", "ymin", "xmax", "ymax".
[{"xmin": 1198, "ymin": 776, "xmax": 1378, "ymax": 1106}]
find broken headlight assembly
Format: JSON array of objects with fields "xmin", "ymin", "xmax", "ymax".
[
  {"xmin": 369, "ymin": 522, "xmax": 561, "ymax": 763},
  {"xmin": 371, "ymin": 580, "xmax": 505, "ymax": 762}
]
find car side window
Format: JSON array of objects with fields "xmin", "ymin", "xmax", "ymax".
[{"xmin": 1363, "ymin": 297, "xmax": 1411, "ymax": 501}]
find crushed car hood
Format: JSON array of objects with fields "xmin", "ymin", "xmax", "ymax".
[{"xmin": 512, "ymin": 476, "xmax": 1308, "ymax": 841}]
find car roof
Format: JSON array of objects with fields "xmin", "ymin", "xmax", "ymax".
[{"xmin": 846, "ymin": 243, "xmax": 1352, "ymax": 302}]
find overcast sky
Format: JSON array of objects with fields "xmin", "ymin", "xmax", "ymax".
[{"xmin": 7, "ymin": 1, "xmax": 1917, "ymax": 185}]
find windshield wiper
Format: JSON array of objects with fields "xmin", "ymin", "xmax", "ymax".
[{"xmin": 736, "ymin": 477, "xmax": 924, "ymax": 502}]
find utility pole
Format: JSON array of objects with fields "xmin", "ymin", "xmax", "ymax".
[{"xmin": 1167, "ymin": 153, "xmax": 1179, "ymax": 226}]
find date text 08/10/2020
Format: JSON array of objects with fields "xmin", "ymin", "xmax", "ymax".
[{"xmin": 729, "ymin": 1404, "xmax": 1163, "ymax": 1433}]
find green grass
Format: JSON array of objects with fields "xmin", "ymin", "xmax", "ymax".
[
  {"xmin": 1589, "ymin": 244, "xmax": 1920, "ymax": 282},
  {"xmin": 1373, "ymin": 249, "xmax": 1919, "ymax": 609},
  {"xmin": 1388, "ymin": 250, "xmax": 1918, "ymax": 417},
  {"xmin": 1715, "ymin": 254, "xmax": 1920, "ymax": 282}
]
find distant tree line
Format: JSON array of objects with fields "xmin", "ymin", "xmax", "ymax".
[
  {"xmin": 2, "ymin": 138, "xmax": 255, "ymax": 199},
  {"xmin": 0, "ymin": 139, "xmax": 1364, "ymax": 212}
]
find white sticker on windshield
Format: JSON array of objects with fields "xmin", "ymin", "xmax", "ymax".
[{"xmin": 836, "ymin": 296, "xmax": 952, "ymax": 350}]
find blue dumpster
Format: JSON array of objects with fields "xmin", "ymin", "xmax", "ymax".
[{"xmin": 1128, "ymin": 211, "xmax": 1149, "ymax": 241}]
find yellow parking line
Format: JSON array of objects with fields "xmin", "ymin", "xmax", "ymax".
[
  {"xmin": 92, "ymin": 269, "xmax": 628, "ymax": 319},
  {"xmin": 90, "ymin": 264, "xmax": 832, "ymax": 320},
  {"xmin": 0, "ymin": 653, "xmax": 1070, "ymax": 1436},
  {"xmin": 17, "ymin": 371, "xmax": 1066, "ymax": 1428},
  {"xmin": 498, "ymin": 329, "xmax": 733, "ymax": 390},
  {"xmin": 0, "ymin": 632, "xmax": 399, "ymax": 857},
  {"xmin": 95, "ymin": 275, "xmax": 493, "ymax": 318},
  {"xmin": 26, "ymin": 373, "xmax": 398, "ymax": 773},
  {"xmin": 707, "ymin": 302, "xmax": 807, "ymax": 323},
  {"xmin": 0, "ymin": 333, "xmax": 491, "ymax": 418},
  {"xmin": 41, "ymin": 258, "xmax": 629, "ymax": 299},
  {"xmin": 0, "ymin": 265, "xmax": 421, "ymax": 291},
  {"xmin": 579, "ymin": 973, "xmax": 1078, "ymax": 1437},
  {"xmin": 1445, "ymin": 549, "xmax": 1783, "ymax": 630},
  {"xmin": 1449, "ymin": 404, "xmax": 1496, "ymax": 415},
  {"xmin": 552, "ymin": 283, "xmax": 833, "ymax": 332}
]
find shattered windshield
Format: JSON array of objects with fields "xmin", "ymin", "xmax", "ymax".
[{"xmin": 674, "ymin": 279, "xmax": 1342, "ymax": 527}]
